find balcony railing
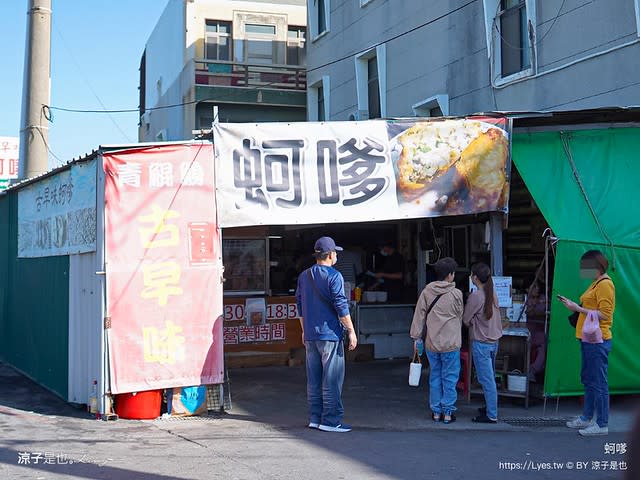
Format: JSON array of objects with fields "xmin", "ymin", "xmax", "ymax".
[{"xmin": 195, "ymin": 59, "xmax": 306, "ymax": 91}]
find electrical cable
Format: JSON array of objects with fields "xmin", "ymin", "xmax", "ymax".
[
  {"xmin": 560, "ymin": 132, "xmax": 616, "ymax": 271},
  {"xmin": 46, "ymin": 74, "xmax": 290, "ymax": 115},
  {"xmin": 52, "ymin": 23, "xmax": 134, "ymax": 141},
  {"xmin": 27, "ymin": 124, "xmax": 65, "ymax": 167},
  {"xmin": 492, "ymin": 0, "xmax": 567, "ymax": 52},
  {"xmin": 306, "ymin": 0, "xmax": 477, "ymax": 75},
  {"xmin": 45, "ymin": 0, "xmax": 478, "ymax": 115}
]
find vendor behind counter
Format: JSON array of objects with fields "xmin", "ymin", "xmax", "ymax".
[{"xmin": 374, "ymin": 242, "xmax": 404, "ymax": 302}]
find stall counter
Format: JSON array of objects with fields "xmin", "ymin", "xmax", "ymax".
[{"xmin": 355, "ymin": 303, "xmax": 415, "ymax": 359}]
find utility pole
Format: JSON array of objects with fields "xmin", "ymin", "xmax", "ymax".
[{"xmin": 19, "ymin": 0, "xmax": 52, "ymax": 181}]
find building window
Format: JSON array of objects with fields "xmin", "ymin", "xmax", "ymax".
[
  {"xmin": 317, "ymin": 0, "xmax": 327, "ymax": 34},
  {"xmin": 239, "ymin": 23, "xmax": 278, "ymax": 65},
  {"xmin": 317, "ymin": 86, "xmax": 325, "ymax": 121},
  {"xmin": 310, "ymin": 0, "xmax": 329, "ymax": 40},
  {"xmin": 367, "ymin": 58, "xmax": 380, "ymax": 119},
  {"xmin": 245, "ymin": 24, "xmax": 276, "ymax": 35},
  {"xmin": 412, "ymin": 95, "xmax": 449, "ymax": 117},
  {"xmin": 309, "ymin": 76, "xmax": 329, "ymax": 121},
  {"xmin": 223, "ymin": 238, "xmax": 267, "ymax": 294},
  {"xmin": 287, "ymin": 27, "xmax": 306, "ymax": 66},
  {"xmin": 498, "ymin": 0, "xmax": 531, "ymax": 77},
  {"xmin": 205, "ymin": 20, "xmax": 232, "ymax": 61},
  {"xmin": 355, "ymin": 44, "xmax": 386, "ymax": 119},
  {"xmin": 484, "ymin": 0, "xmax": 536, "ymax": 85}
]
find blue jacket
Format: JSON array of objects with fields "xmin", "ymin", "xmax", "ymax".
[{"xmin": 296, "ymin": 264, "xmax": 350, "ymax": 341}]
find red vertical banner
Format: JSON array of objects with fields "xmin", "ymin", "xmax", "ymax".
[{"xmin": 103, "ymin": 143, "xmax": 223, "ymax": 394}]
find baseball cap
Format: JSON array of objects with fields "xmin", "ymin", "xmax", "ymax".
[{"xmin": 314, "ymin": 236, "xmax": 343, "ymax": 254}]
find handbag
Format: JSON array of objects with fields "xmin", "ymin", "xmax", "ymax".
[
  {"xmin": 581, "ymin": 310, "xmax": 603, "ymax": 344},
  {"xmin": 408, "ymin": 350, "xmax": 422, "ymax": 387},
  {"xmin": 568, "ymin": 310, "xmax": 580, "ymax": 328}
]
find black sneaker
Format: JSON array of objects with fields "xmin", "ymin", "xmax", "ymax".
[{"xmin": 472, "ymin": 415, "xmax": 497, "ymax": 424}]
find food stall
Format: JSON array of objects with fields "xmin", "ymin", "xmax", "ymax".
[{"xmin": 213, "ymin": 117, "xmax": 513, "ymax": 366}]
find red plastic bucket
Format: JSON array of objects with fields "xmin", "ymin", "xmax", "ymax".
[{"xmin": 115, "ymin": 390, "xmax": 162, "ymax": 419}]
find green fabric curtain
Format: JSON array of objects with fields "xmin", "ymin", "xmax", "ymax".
[{"xmin": 512, "ymin": 127, "xmax": 640, "ymax": 396}]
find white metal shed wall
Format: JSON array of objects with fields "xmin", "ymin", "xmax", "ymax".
[{"xmin": 67, "ymin": 159, "xmax": 105, "ymax": 405}]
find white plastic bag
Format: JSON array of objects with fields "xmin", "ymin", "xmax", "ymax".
[
  {"xmin": 408, "ymin": 351, "xmax": 422, "ymax": 386},
  {"xmin": 581, "ymin": 310, "xmax": 603, "ymax": 344}
]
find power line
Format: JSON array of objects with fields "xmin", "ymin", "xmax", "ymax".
[
  {"xmin": 493, "ymin": 0, "xmax": 567, "ymax": 52},
  {"xmin": 52, "ymin": 23, "xmax": 134, "ymax": 141},
  {"xmin": 306, "ymin": 0, "xmax": 477, "ymax": 74},
  {"xmin": 45, "ymin": 0, "xmax": 479, "ymax": 115},
  {"xmin": 28, "ymin": 124, "xmax": 65, "ymax": 167},
  {"xmin": 47, "ymin": 101, "xmax": 197, "ymax": 114}
]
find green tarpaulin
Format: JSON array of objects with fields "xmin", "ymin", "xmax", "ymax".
[{"xmin": 513, "ymin": 127, "xmax": 640, "ymax": 396}]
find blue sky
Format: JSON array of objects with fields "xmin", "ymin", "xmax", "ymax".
[{"xmin": 0, "ymin": 1, "xmax": 169, "ymax": 167}]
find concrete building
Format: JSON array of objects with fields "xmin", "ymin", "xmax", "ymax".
[
  {"xmin": 305, "ymin": 0, "xmax": 640, "ymax": 120},
  {"xmin": 139, "ymin": 0, "xmax": 307, "ymax": 142}
]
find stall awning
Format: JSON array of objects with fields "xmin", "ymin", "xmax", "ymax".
[{"xmin": 513, "ymin": 127, "xmax": 640, "ymax": 396}]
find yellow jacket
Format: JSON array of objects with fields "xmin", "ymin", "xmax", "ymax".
[{"xmin": 576, "ymin": 275, "xmax": 615, "ymax": 340}]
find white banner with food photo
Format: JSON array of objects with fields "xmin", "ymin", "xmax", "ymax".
[{"xmin": 213, "ymin": 117, "xmax": 511, "ymax": 227}]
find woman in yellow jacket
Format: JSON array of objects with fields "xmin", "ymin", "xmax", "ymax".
[{"xmin": 558, "ymin": 250, "xmax": 615, "ymax": 437}]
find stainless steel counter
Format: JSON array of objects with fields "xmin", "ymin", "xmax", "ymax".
[{"xmin": 355, "ymin": 303, "xmax": 415, "ymax": 359}]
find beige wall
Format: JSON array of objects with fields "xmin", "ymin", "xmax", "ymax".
[{"xmin": 187, "ymin": 0, "xmax": 307, "ymax": 59}]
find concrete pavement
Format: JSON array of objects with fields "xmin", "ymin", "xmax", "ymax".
[{"xmin": 1, "ymin": 360, "xmax": 637, "ymax": 479}]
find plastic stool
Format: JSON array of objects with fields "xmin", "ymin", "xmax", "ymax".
[{"xmin": 457, "ymin": 350, "xmax": 470, "ymax": 399}]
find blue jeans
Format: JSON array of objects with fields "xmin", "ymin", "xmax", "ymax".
[
  {"xmin": 472, "ymin": 341, "xmax": 498, "ymax": 420},
  {"xmin": 305, "ymin": 340, "xmax": 345, "ymax": 427},
  {"xmin": 580, "ymin": 340, "xmax": 612, "ymax": 427},
  {"xmin": 426, "ymin": 350, "xmax": 460, "ymax": 415}
]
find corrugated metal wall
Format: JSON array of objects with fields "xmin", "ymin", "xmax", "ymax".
[
  {"xmin": 68, "ymin": 253, "xmax": 102, "ymax": 404},
  {"xmin": 68, "ymin": 157, "xmax": 105, "ymax": 406},
  {"xmin": 0, "ymin": 190, "xmax": 69, "ymax": 398}
]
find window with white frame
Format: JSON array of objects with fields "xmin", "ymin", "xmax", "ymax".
[
  {"xmin": 287, "ymin": 26, "xmax": 306, "ymax": 66},
  {"xmin": 355, "ymin": 45, "xmax": 386, "ymax": 119},
  {"xmin": 484, "ymin": 0, "xmax": 536, "ymax": 84},
  {"xmin": 309, "ymin": 76, "xmax": 330, "ymax": 121},
  {"xmin": 498, "ymin": 0, "xmax": 531, "ymax": 76},
  {"xmin": 413, "ymin": 95, "xmax": 449, "ymax": 117},
  {"xmin": 310, "ymin": 0, "xmax": 329, "ymax": 40},
  {"xmin": 243, "ymin": 23, "xmax": 277, "ymax": 65},
  {"xmin": 205, "ymin": 20, "xmax": 232, "ymax": 61}
]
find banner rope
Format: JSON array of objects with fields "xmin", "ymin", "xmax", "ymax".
[{"xmin": 560, "ymin": 132, "xmax": 617, "ymax": 270}]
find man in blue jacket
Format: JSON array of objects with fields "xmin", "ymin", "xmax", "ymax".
[{"xmin": 296, "ymin": 236, "xmax": 358, "ymax": 433}]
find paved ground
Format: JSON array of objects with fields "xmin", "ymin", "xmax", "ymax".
[{"xmin": 1, "ymin": 360, "xmax": 638, "ymax": 479}]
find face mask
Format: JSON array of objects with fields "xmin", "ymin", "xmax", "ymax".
[
  {"xmin": 380, "ymin": 249, "xmax": 388, "ymax": 257},
  {"xmin": 580, "ymin": 268, "xmax": 599, "ymax": 279}
]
